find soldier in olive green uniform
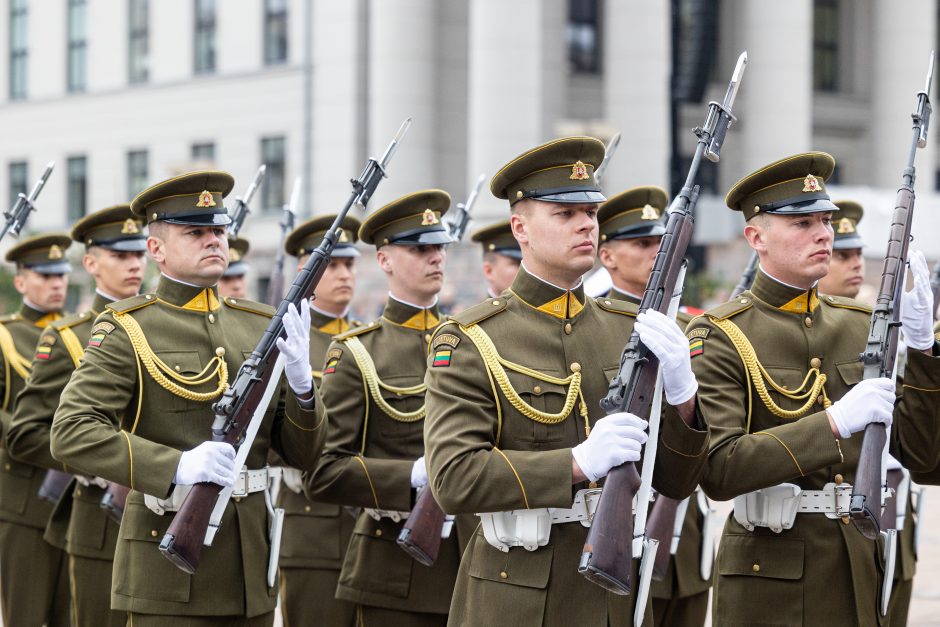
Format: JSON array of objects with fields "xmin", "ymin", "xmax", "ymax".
[
  {"xmin": 597, "ymin": 186, "xmax": 711, "ymax": 627},
  {"xmin": 307, "ymin": 191, "xmax": 460, "ymax": 627},
  {"xmin": 470, "ymin": 220, "xmax": 521, "ymax": 298},
  {"xmin": 686, "ymin": 152, "xmax": 940, "ymax": 626},
  {"xmin": 8, "ymin": 205, "xmax": 146, "ymax": 627},
  {"xmin": 423, "ymin": 137, "xmax": 709, "ymax": 627},
  {"xmin": 219, "ymin": 236, "xmax": 251, "ymax": 300},
  {"xmin": 50, "ymin": 171, "xmax": 327, "ymax": 626},
  {"xmin": 0, "ymin": 232, "xmax": 73, "ymax": 627},
  {"xmin": 278, "ymin": 214, "xmax": 361, "ymax": 627}
]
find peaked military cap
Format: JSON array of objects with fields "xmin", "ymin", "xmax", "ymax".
[
  {"xmin": 598, "ymin": 186, "xmax": 669, "ymax": 242},
  {"xmin": 223, "ymin": 236, "xmax": 250, "ymax": 277},
  {"xmin": 6, "ymin": 232, "xmax": 72, "ymax": 274},
  {"xmin": 491, "ymin": 136, "xmax": 607, "ymax": 206},
  {"xmin": 71, "ymin": 204, "xmax": 146, "ymax": 252},
  {"xmin": 359, "ymin": 189, "xmax": 452, "ymax": 246},
  {"xmin": 131, "ymin": 170, "xmax": 235, "ymax": 226},
  {"xmin": 470, "ymin": 220, "xmax": 522, "ymax": 260},
  {"xmin": 285, "ymin": 214, "xmax": 362, "ymax": 259},
  {"xmin": 726, "ymin": 152, "xmax": 838, "ymax": 220},
  {"xmin": 832, "ymin": 200, "xmax": 865, "ymax": 250}
]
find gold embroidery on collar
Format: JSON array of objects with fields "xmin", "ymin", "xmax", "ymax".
[
  {"xmin": 778, "ymin": 290, "xmax": 820, "ymax": 315},
  {"xmin": 34, "ymin": 312, "xmax": 62, "ymax": 328},
  {"xmin": 393, "ymin": 309, "xmax": 440, "ymax": 331},
  {"xmin": 535, "ymin": 292, "xmax": 584, "ymax": 320},
  {"xmin": 181, "ymin": 290, "xmax": 221, "ymax": 313},
  {"xmin": 318, "ymin": 318, "xmax": 350, "ymax": 335}
]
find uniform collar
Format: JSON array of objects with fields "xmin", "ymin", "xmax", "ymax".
[
  {"xmin": 750, "ymin": 268, "xmax": 820, "ymax": 314},
  {"xmin": 309, "ymin": 306, "xmax": 351, "ymax": 335},
  {"xmin": 607, "ymin": 286, "xmax": 641, "ymax": 306},
  {"xmin": 382, "ymin": 296, "xmax": 440, "ymax": 330},
  {"xmin": 19, "ymin": 302, "xmax": 62, "ymax": 328},
  {"xmin": 90, "ymin": 292, "xmax": 115, "ymax": 316},
  {"xmin": 510, "ymin": 265, "xmax": 586, "ymax": 320},
  {"xmin": 156, "ymin": 275, "xmax": 221, "ymax": 312}
]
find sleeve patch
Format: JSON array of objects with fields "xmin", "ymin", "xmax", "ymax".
[
  {"xmin": 35, "ymin": 334, "xmax": 55, "ymax": 360},
  {"xmin": 432, "ymin": 333, "xmax": 461, "ymax": 350},
  {"xmin": 432, "ymin": 349, "xmax": 452, "ymax": 367},
  {"xmin": 687, "ymin": 328, "xmax": 709, "ymax": 340},
  {"xmin": 92, "ymin": 321, "xmax": 115, "ymax": 336},
  {"xmin": 689, "ymin": 338, "xmax": 704, "ymax": 358},
  {"xmin": 323, "ymin": 348, "xmax": 343, "ymax": 375}
]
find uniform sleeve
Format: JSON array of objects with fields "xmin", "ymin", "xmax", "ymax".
[
  {"xmin": 269, "ymin": 381, "xmax": 328, "ymax": 472},
  {"xmin": 891, "ymin": 346, "xmax": 940, "ymax": 475},
  {"xmin": 691, "ymin": 318, "xmax": 843, "ymax": 501},
  {"xmin": 6, "ymin": 328, "xmax": 72, "ymax": 471},
  {"xmin": 424, "ymin": 325, "xmax": 573, "ymax": 514},
  {"xmin": 651, "ymin": 404, "xmax": 709, "ymax": 500},
  {"xmin": 50, "ymin": 312, "xmax": 181, "ymax": 497},
  {"xmin": 305, "ymin": 338, "xmax": 415, "ymax": 512}
]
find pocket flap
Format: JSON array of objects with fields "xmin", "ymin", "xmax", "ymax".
[
  {"xmin": 154, "ymin": 350, "xmax": 203, "ymax": 374},
  {"xmin": 835, "ymin": 360, "xmax": 864, "ymax": 387},
  {"xmin": 765, "ymin": 367, "xmax": 808, "ymax": 392},
  {"xmin": 118, "ymin": 501, "xmax": 171, "ymax": 543},
  {"xmin": 467, "ymin": 528, "xmax": 553, "ymax": 589},
  {"xmin": 717, "ymin": 534, "xmax": 804, "ymax": 580}
]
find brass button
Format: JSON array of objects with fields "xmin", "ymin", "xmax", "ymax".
[
  {"xmin": 231, "ymin": 299, "xmax": 238, "ymax": 305},
  {"xmin": 817, "ymin": 395, "xmax": 826, "ymax": 406},
  {"xmin": 492, "ymin": 300, "xmax": 500, "ymax": 306},
  {"xmin": 604, "ymin": 300, "xmax": 611, "ymax": 306},
  {"xmin": 425, "ymin": 334, "xmax": 431, "ymax": 343},
  {"xmin": 3, "ymin": 464, "xmax": 9, "ymax": 471},
  {"xmin": 810, "ymin": 357, "xmax": 822, "ymax": 369},
  {"xmin": 827, "ymin": 296, "xmax": 834, "ymax": 302},
  {"xmin": 533, "ymin": 386, "xmax": 542, "ymax": 394},
  {"xmin": 208, "ymin": 313, "xmax": 215, "ymax": 324},
  {"xmin": 75, "ymin": 488, "xmax": 82, "ymax": 497},
  {"xmin": 145, "ymin": 294, "xmax": 153, "ymax": 300},
  {"xmin": 564, "ymin": 322, "xmax": 572, "ymax": 335},
  {"xmin": 834, "ymin": 474, "xmax": 844, "ymax": 485},
  {"xmin": 174, "ymin": 365, "xmax": 181, "ymax": 372},
  {"xmin": 375, "ymin": 529, "xmax": 383, "ymax": 537},
  {"xmin": 234, "ymin": 496, "xmax": 242, "ymax": 503},
  {"xmin": 841, "ymin": 516, "xmax": 851, "ymax": 525},
  {"xmin": 570, "ymin": 362, "xmax": 581, "ymax": 374},
  {"xmin": 499, "ymin": 571, "xmax": 508, "ymax": 579},
  {"xmin": 752, "ymin": 563, "xmax": 760, "ymax": 573},
  {"xmin": 304, "ymin": 505, "xmax": 311, "ymax": 512},
  {"xmin": 739, "ymin": 298, "xmax": 748, "ymax": 304},
  {"xmin": 804, "ymin": 317, "xmax": 813, "ymax": 328},
  {"xmin": 151, "ymin": 530, "xmax": 158, "ymax": 538}
]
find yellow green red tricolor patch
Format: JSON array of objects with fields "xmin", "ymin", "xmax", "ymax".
[
  {"xmin": 689, "ymin": 338, "xmax": 704, "ymax": 358},
  {"xmin": 432, "ymin": 349, "xmax": 452, "ymax": 367}
]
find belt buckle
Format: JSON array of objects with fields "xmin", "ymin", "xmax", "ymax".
[
  {"xmin": 231, "ymin": 470, "xmax": 249, "ymax": 498},
  {"xmin": 831, "ymin": 482, "xmax": 852, "ymax": 518},
  {"xmin": 573, "ymin": 488, "xmax": 603, "ymax": 527}
]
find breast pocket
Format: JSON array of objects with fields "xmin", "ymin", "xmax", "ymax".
[
  {"xmin": 377, "ymin": 374, "xmax": 427, "ymax": 440},
  {"xmin": 764, "ymin": 366, "xmax": 812, "ymax": 423},
  {"xmin": 153, "ymin": 350, "xmax": 204, "ymax": 413},
  {"xmin": 503, "ymin": 369, "xmax": 570, "ymax": 445}
]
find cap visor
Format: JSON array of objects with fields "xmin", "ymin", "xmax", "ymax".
[
  {"xmin": 27, "ymin": 261, "xmax": 72, "ymax": 274},
  {"xmin": 833, "ymin": 236, "xmax": 865, "ymax": 250},
  {"xmin": 100, "ymin": 238, "xmax": 148, "ymax": 252},
  {"xmin": 391, "ymin": 230, "xmax": 454, "ymax": 246},
  {"xmin": 532, "ymin": 190, "xmax": 607, "ymax": 204},
  {"xmin": 163, "ymin": 213, "xmax": 233, "ymax": 226},
  {"xmin": 494, "ymin": 248, "xmax": 523, "ymax": 260},
  {"xmin": 608, "ymin": 224, "xmax": 667, "ymax": 240},
  {"xmin": 766, "ymin": 198, "xmax": 839, "ymax": 215},
  {"xmin": 331, "ymin": 246, "xmax": 361, "ymax": 258},
  {"xmin": 222, "ymin": 262, "xmax": 249, "ymax": 277}
]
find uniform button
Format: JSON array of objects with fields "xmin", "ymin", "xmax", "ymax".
[
  {"xmin": 817, "ymin": 395, "xmax": 826, "ymax": 406},
  {"xmin": 810, "ymin": 357, "xmax": 822, "ymax": 369},
  {"xmin": 75, "ymin": 488, "xmax": 82, "ymax": 497},
  {"xmin": 604, "ymin": 300, "xmax": 612, "ymax": 306},
  {"xmin": 492, "ymin": 300, "xmax": 500, "ymax": 306},
  {"xmin": 3, "ymin": 464, "xmax": 9, "ymax": 471},
  {"xmin": 804, "ymin": 317, "xmax": 813, "ymax": 328},
  {"xmin": 841, "ymin": 516, "xmax": 851, "ymax": 525},
  {"xmin": 234, "ymin": 496, "xmax": 242, "ymax": 503},
  {"xmin": 570, "ymin": 362, "xmax": 581, "ymax": 374},
  {"xmin": 499, "ymin": 571, "xmax": 508, "ymax": 579},
  {"xmin": 564, "ymin": 322, "xmax": 572, "ymax": 335},
  {"xmin": 752, "ymin": 563, "xmax": 760, "ymax": 573},
  {"xmin": 230, "ymin": 299, "xmax": 238, "ymax": 305},
  {"xmin": 425, "ymin": 334, "xmax": 431, "ymax": 343},
  {"xmin": 375, "ymin": 529, "xmax": 383, "ymax": 537},
  {"xmin": 740, "ymin": 299, "xmax": 748, "ymax": 304},
  {"xmin": 145, "ymin": 295, "xmax": 153, "ymax": 300},
  {"xmin": 208, "ymin": 314, "xmax": 215, "ymax": 324},
  {"xmin": 174, "ymin": 365, "xmax": 181, "ymax": 372},
  {"xmin": 304, "ymin": 505, "xmax": 311, "ymax": 512},
  {"xmin": 834, "ymin": 474, "xmax": 844, "ymax": 485},
  {"xmin": 533, "ymin": 386, "xmax": 542, "ymax": 394},
  {"xmin": 151, "ymin": 530, "xmax": 158, "ymax": 538}
]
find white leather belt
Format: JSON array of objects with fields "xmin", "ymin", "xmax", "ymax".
[
  {"xmin": 478, "ymin": 488, "xmax": 611, "ymax": 552},
  {"xmin": 145, "ymin": 467, "xmax": 272, "ymax": 516},
  {"xmin": 733, "ymin": 482, "xmax": 857, "ymax": 533},
  {"xmin": 363, "ymin": 508, "xmax": 411, "ymax": 523}
]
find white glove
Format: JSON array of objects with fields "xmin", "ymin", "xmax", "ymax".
[
  {"xmin": 634, "ymin": 310, "xmax": 698, "ymax": 405},
  {"xmin": 571, "ymin": 412, "xmax": 648, "ymax": 483},
  {"xmin": 174, "ymin": 441, "xmax": 237, "ymax": 486},
  {"xmin": 827, "ymin": 377, "xmax": 895, "ymax": 439},
  {"xmin": 411, "ymin": 456, "xmax": 428, "ymax": 488},
  {"xmin": 901, "ymin": 250, "xmax": 935, "ymax": 351},
  {"xmin": 276, "ymin": 300, "xmax": 313, "ymax": 396}
]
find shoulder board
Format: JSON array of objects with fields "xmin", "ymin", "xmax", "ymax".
[
  {"xmin": 222, "ymin": 296, "xmax": 275, "ymax": 318},
  {"xmin": 335, "ymin": 319, "xmax": 381, "ymax": 341},
  {"xmin": 0, "ymin": 313, "xmax": 20, "ymax": 325},
  {"xmin": 350, "ymin": 319, "xmax": 363, "ymax": 328},
  {"xmin": 107, "ymin": 294, "xmax": 157, "ymax": 315},
  {"xmin": 52, "ymin": 309, "xmax": 95, "ymax": 331},
  {"xmin": 703, "ymin": 296, "xmax": 753, "ymax": 321},
  {"xmin": 595, "ymin": 297, "xmax": 638, "ymax": 317},
  {"xmin": 452, "ymin": 297, "xmax": 508, "ymax": 327},
  {"xmin": 820, "ymin": 293, "xmax": 872, "ymax": 314},
  {"xmin": 676, "ymin": 309, "xmax": 694, "ymax": 327}
]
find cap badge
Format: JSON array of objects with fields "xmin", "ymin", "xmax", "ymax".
[
  {"xmin": 196, "ymin": 190, "xmax": 217, "ymax": 208},
  {"xmin": 802, "ymin": 174, "xmax": 821, "ymax": 192},
  {"xmin": 48, "ymin": 245, "xmax": 63, "ymax": 260},
  {"xmin": 837, "ymin": 218, "xmax": 856, "ymax": 234},
  {"xmin": 338, "ymin": 229, "xmax": 350, "ymax": 243},
  {"xmin": 229, "ymin": 250, "xmax": 242, "ymax": 262},
  {"xmin": 570, "ymin": 161, "xmax": 590, "ymax": 181},
  {"xmin": 121, "ymin": 218, "xmax": 140, "ymax": 234},
  {"xmin": 641, "ymin": 204, "xmax": 660, "ymax": 221},
  {"xmin": 421, "ymin": 209, "xmax": 440, "ymax": 226}
]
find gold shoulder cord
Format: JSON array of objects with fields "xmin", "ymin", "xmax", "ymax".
[
  {"xmin": 344, "ymin": 336, "xmax": 426, "ymax": 423},
  {"xmin": 461, "ymin": 324, "xmax": 590, "ymax": 431},
  {"xmin": 111, "ymin": 312, "xmax": 228, "ymax": 402},
  {"xmin": 709, "ymin": 315, "xmax": 830, "ymax": 432},
  {"xmin": 0, "ymin": 323, "xmax": 29, "ymax": 410},
  {"xmin": 58, "ymin": 327, "xmax": 85, "ymax": 369}
]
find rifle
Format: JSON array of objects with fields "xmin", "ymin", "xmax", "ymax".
[
  {"xmin": 227, "ymin": 164, "xmax": 266, "ymax": 238},
  {"xmin": 397, "ymin": 486, "xmax": 448, "ymax": 566},
  {"xmin": 1, "ymin": 161, "xmax": 53, "ymax": 242},
  {"xmin": 593, "ymin": 132, "xmax": 621, "ymax": 185},
  {"xmin": 37, "ymin": 469, "xmax": 72, "ymax": 504},
  {"xmin": 159, "ymin": 117, "xmax": 413, "ymax": 574},
  {"xmin": 930, "ymin": 260, "xmax": 940, "ymax": 321},
  {"xmin": 579, "ymin": 51, "xmax": 747, "ymax": 596},
  {"xmin": 442, "ymin": 174, "xmax": 485, "ymax": 243},
  {"xmin": 100, "ymin": 482, "xmax": 130, "ymax": 523},
  {"xmin": 266, "ymin": 178, "xmax": 300, "ymax": 306},
  {"xmin": 851, "ymin": 52, "xmax": 934, "ymax": 541},
  {"xmin": 731, "ymin": 252, "xmax": 759, "ymax": 299}
]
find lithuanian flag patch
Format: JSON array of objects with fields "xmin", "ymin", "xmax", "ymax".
[
  {"xmin": 432, "ymin": 349, "xmax": 452, "ymax": 368},
  {"xmin": 88, "ymin": 332, "xmax": 106, "ymax": 348},
  {"xmin": 35, "ymin": 344, "xmax": 53, "ymax": 360},
  {"xmin": 323, "ymin": 357, "xmax": 339, "ymax": 375},
  {"xmin": 689, "ymin": 338, "xmax": 704, "ymax": 358}
]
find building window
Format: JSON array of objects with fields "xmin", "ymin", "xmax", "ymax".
[
  {"xmin": 191, "ymin": 142, "xmax": 216, "ymax": 165},
  {"xmin": 127, "ymin": 150, "xmax": 149, "ymax": 198},
  {"xmin": 567, "ymin": 0, "xmax": 601, "ymax": 75},
  {"xmin": 263, "ymin": 0, "xmax": 288, "ymax": 65},
  {"xmin": 128, "ymin": 0, "xmax": 149, "ymax": 84},
  {"xmin": 67, "ymin": 0, "xmax": 87, "ymax": 92},
  {"xmin": 260, "ymin": 137, "xmax": 286, "ymax": 210},
  {"xmin": 67, "ymin": 156, "xmax": 88, "ymax": 222},
  {"xmin": 813, "ymin": 0, "xmax": 838, "ymax": 92},
  {"xmin": 9, "ymin": 0, "xmax": 28, "ymax": 100},
  {"xmin": 194, "ymin": 0, "xmax": 216, "ymax": 74},
  {"xmin": 8, "ymin": 161, "xmax": 27, "ymax": 209}
]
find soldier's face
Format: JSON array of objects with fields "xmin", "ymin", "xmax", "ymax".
[
  {"xmin": 14, "ymin": 269, "xmax": 68, "ymax": 312},
  {"xmin": 745, "ymin": 212, "xmax": 834, "ymax": 288},
  {"xmin": 818, "ymin": 248, "xmax": 864, "ymax": 299},
  {"xmin": 84, "ymin": 248, "xmax": 145, "ymax": 300},
  {"xmin": 218, "ymin": 275, "xmax": 248, "ymax": 299},
  {"xmin": 377, "ymin": 244, "xmax": 446, "ymax": 302},
  {"xmin": 512, "ymin": 201, "xmax": 598, "ymax": 285},
  {"xmin": 311, "ymin": 256, "xmax": 356, "ymax": 312},
  {"xmin": 482, "ymin": 253, "xmax": 520, "ymax": 296},
  {"xmin": 598, "ymin": 236, "xmax": 662, "ymax": 296},
  {"xmin": 147, "ymin": 224, "xmax": 229, "ymax": 287}
]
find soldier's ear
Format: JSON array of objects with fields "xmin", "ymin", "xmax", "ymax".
[
  {"xmin": 146, "ymin": 235, "xmax": 166, "ymax": 264},
  {"xmin": 743, "ymin": 222, "xmax": 766, "ymax": 255},
  {"xmin": 510, "ymin": 213, "xmax": 528, "ymax": 247}
]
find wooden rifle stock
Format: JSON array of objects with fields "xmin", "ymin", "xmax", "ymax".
[
  {"xmin": 397, "ymin": 487, "xmax": 446, "ymax": 566},
  {"xmin": 100, "ymin": 482, "xmax": 130, "ymax": 524},
  {"xmin": 38, "ymin": 469, "xmax": 73, "ymax": 504}
]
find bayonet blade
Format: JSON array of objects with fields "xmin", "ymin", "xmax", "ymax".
[
  {"xmin": 721, "ymin": 51, "xmax": 748, "ymax": 112},
  {"xmin": 380, "ymin": 117, "xmax": 413, "ymax": 171},
  {"xmin": 925, "ymin": 50, "xmax": 935, "ymax": 96},
  {"xmin": 241, "ymin": 164, "xmax": 267, "ymax": 207},
  {"xmin": 595, "ymin": 132, "xmax": 622, "ymax": 182},
  {"xmin": 287, "ymin": 177, "xmax": 302, "ymax": 216}
]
